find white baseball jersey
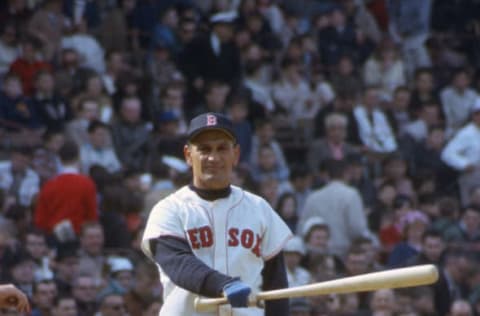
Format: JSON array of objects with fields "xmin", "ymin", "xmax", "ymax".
[{"xmin": 142, "ymin": 185, "xmax": 292, "ymax": 316}]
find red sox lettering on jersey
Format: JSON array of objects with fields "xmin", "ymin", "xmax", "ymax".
[
  {"xmin": 187, "ymin": 226, "xmax": 262, "ymax": 257},
  {"xmin": 142, "ymin": 185, "xmax": 292, "ymax": 316}
]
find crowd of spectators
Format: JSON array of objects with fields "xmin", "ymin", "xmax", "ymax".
[{"xmin": 1, "ymin": 0, "xmax": 480, "ymax": 315}]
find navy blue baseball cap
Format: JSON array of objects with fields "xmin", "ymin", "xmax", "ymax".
[{"xmin": 187, "ymin": 112, "xmax": 237, "ymax": 142}]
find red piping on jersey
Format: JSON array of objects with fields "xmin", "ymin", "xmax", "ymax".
[{"xmin": 263, "ymin": 234, "xmax": 293, "ymax": 261}]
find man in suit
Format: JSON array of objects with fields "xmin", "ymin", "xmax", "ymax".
[{"xmin": 180, "ymin": 11, "xmax": 242, "ymax": 100}]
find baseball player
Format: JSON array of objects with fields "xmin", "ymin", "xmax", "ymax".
[{"xmin": 142, "ymin": 112, "xmax": 292, "ymax": 316}]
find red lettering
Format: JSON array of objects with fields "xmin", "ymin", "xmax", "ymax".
[
  {"xmin": 251, "ymin": 234, "xmax": 262, "ymax": 257},
  {"xmin": 199, "ymin": 226, "xmax": 213, "ymax": 247},
  {"xmin": 228, "ymin": 228, "xmax": 239, "ymax": 246},
  {"xmin": 187, "ymin": 228, "xmax": 200, "ymax": 249},
  {"xmin": 241, "ymin": 229, "xmax": 254, "ymax": 248}
]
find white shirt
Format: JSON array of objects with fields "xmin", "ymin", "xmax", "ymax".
[
  {"xmin": 80, "ymin": 144, "xmax": 122, "ymax": 174},
  {"xmin": 62, "ymin": 34, "xmax": 106, "ymax": 73},
  {"xmin": 0, "ymin": 40, "xmax": 19, "ymax": 75},
  {"xmin": 441, "ymin": 122, "xmax": 480, "ymax": 170},
  {"xmin": 353, "ymin": 105, "xmax": 398, "ymax": 153},
  {"xmin": 287, "ymin": 266, "xmax": 311, "ymax": 288},
  {"xmin": 440, "ymin": 86, "xmax": 478, "ymax": 137},
  {"xmin": 210, "ymin": 33, "xmax": 221, "ymax": 56},
  {"xmin": 0, "ymin": 162, "xmax": 40, "ymax": 206}
]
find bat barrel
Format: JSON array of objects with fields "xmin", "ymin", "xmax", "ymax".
[{"xmin": 194, "ymin": 264, "xmax": 439, "ymax": 312}]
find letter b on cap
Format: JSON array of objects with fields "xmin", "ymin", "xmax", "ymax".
[{"xmin": 206, "ymin": 114, "xmax": 217, "ymax": 126}]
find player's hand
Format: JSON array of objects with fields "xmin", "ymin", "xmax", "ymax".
[
  {"xmin": 0, "ymin": 284, "xmax": 30, "ymax": 312},
  {"xmin": 223, "ymin": 279, "xmax": 251, "ymax": 308}
]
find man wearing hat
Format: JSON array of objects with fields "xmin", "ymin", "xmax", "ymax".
[
  {"xmin": 442, "ymin": 98, "xmax": 480, "ymax": 205},
  {"xmin": 142, "ymin": 112, "xmax": 292, "ymax": 315},
  {"xmin": 179, "ymin": 11, "xmax": 242, "ymax": 93}
]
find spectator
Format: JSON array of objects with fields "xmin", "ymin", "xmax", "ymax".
[
  {"xmin": 441, "ymin": 100, "xmax": 480, "ymax": 205},
  {"xmin": 96, "ymin": 292, "xmax": 129, "ymax": 316},
  {"xmin": 9, "ymin": 35, "xmax": 52, "ymax": 96},
  {"xmin": 403, "ymin": 101, "xmax": 442, "ymax": 143},
  {"xmin": 363, "ymin": 40, "xmax": 406, "ymax": 101},
  {"xmin": 307, "ymin": 112, "xmax": 358, "ymax": 172},
  {"xmin": 65, "ymin": 97, "xmax": 100, "ymax": 147},
  {"xmin": 99, "ymin": 185, "xmax": 131, "ymax": 249},
  {"xmin": 272, "ymin": 58, "xmax": 316, "ymax": 123},
  {"xmin": 61, "ymin": 18, "xmax": 106, "ymax": 75},
  {"xmin": 228, "ymin": 96, "xmax": 253, "ymax": 164},
  {"xmin": 156, "ymin": 81, "xmax": 188, "ymax": 133},
  {"xmin": 385, "ymin": 86, "xmax": 413, "ymax": 136},
  {"xmin": 341, "ymin": 0, "xmax": 382, "ymax": 44},
  {"xmin": 80, "ymin": 120, "xmax": 122, "ymax": 174},
  {"xmin": 387, "ymin": 210, "xmax": 430, "ymax": 268},
  {"xmin": 0, "ymin": 72, "xmax": 43, "ymax": 132},
  {"xmin": 387, "ymin": 0, "xmax": 433, "ymax": 79},
  {"xmin": 73, "ymin": 73, "xmax": 113, "ymax": 124},
  {"xmin": 111, "ymin": 96, "xmax": 150, "ymax": 171},
  {"xmin": 443, "ymin": 206, "xmax": 480, "ymax": 254},
  {"xmin": 180, "ymin": 11, "xmax": 242, "ymax": 94},
  {"xmin": 102, "ymin": 51, "xmax": 131, "ymax": 98},
  {"xmin": 0, "ymin": 21, "xmax": 20, "ymax": 79},
  {"xmin": 51, "ymin": 295, "xmax": 78, "ymax": 316},
  {"xmin": 32, "ymin": 70, "xmax": 73, "ymax": 130},
  {"xmin": 353, "ymin": 86, "xmax": 398, "ymax": 154},
  {"xmin": 0, "ymin": 146, "xmax": 39, "ymax": 207},
  {"xmin": 299, "ymin": 159, "xmax": 373, "ymax": 257},
  {"xmin": 313, "ymin": 92, "xmax": 360, "ymax": 144},
  {"xmin": 329, "ymin": 55, "xmax": 363, "ymax": 100},
  {"xmin": 288, "ymin": 165, "xmax": 314, "ymax": 216},
  {"xmin": 53, "ymin": 242, "xmax": 80, "ymax": 295},
  {"xmin": 150, "ymin": 5, "xmax": 179, "ymax": 54},
  {"xmin": 146, "ymin": 42, "xmax": 180, "ymax": 117},
  {"xmin": 124, "ymin": 260, "xmax": 160, "ymax": 316},
  {"xmin": 32, "ymin": 128, "xmax": 65, "ymax": 183},
  {"xmin": 409, "ymin": 67, "xmax": 439, "ymax": 117},
  {"xmin": 54, "ymin": 48, "xmax": 90, "ymax": 99},
  {"xmin": 249, "ymin": 118, "xmax": 290, "ymax": 181},
  {"xmin": 23, "ymin": 228, "xmax": 51, "ymax": 278},
  {"xmin": 440, "ymin": 68, "xmax": 478, "ymax": 138},
  {"xmin": 77, "ymin": 222, "xmax": 106, "ymax": 281},
  {"xmin": 71, "ymin": 274, "xmax": 99, "ymax": 316},
  {"xmin": 191, "ymin": 81, "xmax": 230, "ymax": 119},
  {"xmin": 318, "ymin": 7, "xmax": 372, "ymax": 66},
  {"xmin": 97, "ymin": 0, "xmax": 136, "ymax": 53},
  {"xmin": 283, "ymin": 236, "xmax": 311, "ymax": 287},
  {"xmin": 378, "ymin": 153, "xmax": 415, "ymax": 199},
  {"xmin": 103, "ymin": 256, "xmax": 134, "ymax": 294},
  {"xmin": 369, "ymin": 289, "xmax": 396, "ymax": 316},
  {"xmin": 251, "ymin": 143, "xmax": 291, "ymax": 186},
  {"xmin": 275, "ymin": 192, "xmax": 299, "ymax": 232},
  {"xmin": 449, "ymin": 300, "xmax": 473, "ymax": 316},
  {"xmin": 34, "ymin": 141, "xmax": 98, "ymax": 237},
  {"xmin": 31, "ymin": 279, "xmax": 58, "ymax": 316}
]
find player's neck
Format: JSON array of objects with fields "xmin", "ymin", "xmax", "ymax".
[{"xmin": 189, "ymin": 183, "xmax": 231, "ymax": 201}]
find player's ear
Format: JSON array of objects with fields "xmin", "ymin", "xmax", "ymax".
[{"xmin": 184, "ymin": 144, "xmax": 193, "ymax": 166}]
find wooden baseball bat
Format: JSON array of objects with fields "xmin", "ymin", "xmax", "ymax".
[{"xmin": 194, "ymin": 264, "xmax": 438, "ymax": 312}]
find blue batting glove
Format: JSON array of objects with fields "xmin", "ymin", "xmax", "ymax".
[{"xmin": 223, "ymin": 279, "xmax": 251, "ymax": 308}]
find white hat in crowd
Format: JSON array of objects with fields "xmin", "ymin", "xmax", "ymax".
[
  {"xmin": 283, "ymin": 236, "xmax": 306, "ymax": 255},
  {"xmin": 107, "ymin": 257, "xmax": 134, "ymax": 274},
  {"xmin": 300, "ymin": 216, "xmax": 329, "ymax": 239},
  {"xmin": 210, "ymin": 11, "xmax": 238, "ymax": 24}
]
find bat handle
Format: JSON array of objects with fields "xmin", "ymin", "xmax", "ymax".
[
  {"xmin": 194, "ymin": 296, "xmax": 259, "ymax": 313},
  {"xmin": 194, "ymin": 297, "xmax": 228, "ymax": 313}
]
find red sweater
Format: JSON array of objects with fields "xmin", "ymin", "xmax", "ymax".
[
  {"xmin": 34, "ymin": 173, "xmax": 98, "ymax": 234},
  {"xmin": 9, "ymin": 58, "xmax": 52, "ymax": 96}
]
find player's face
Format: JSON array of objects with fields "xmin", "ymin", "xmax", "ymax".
[{"xmin": 184, "ymin": 130, "xmax": 240, "ymax": 190}]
